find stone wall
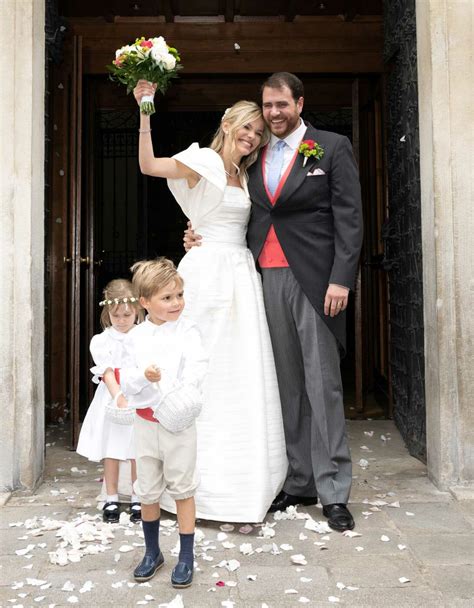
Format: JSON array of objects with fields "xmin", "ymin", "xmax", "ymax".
[
  {"xmin": 417, "ymin": 0, "xmax": 474, "ymax": 491},
  {"xmin": 0, "ymin": 0, "xmax": 45, "ymax": 494}
]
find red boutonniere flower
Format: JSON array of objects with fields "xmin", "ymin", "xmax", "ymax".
[{"xmin": 298, "ymin": 139, "xmax": 324, "ymax": 167}]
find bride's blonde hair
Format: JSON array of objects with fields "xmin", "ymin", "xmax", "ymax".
[{"xmin": 210, "ymin": 100, "xmax": 270, "ymax": 180}]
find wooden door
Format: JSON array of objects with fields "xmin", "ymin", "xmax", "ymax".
[
  {"xmin": 67, "ymin": 36, "xmax": 98, "ymax": 447},
  {"xmin": 353, "ymin": 77, "xmax": 391, "ymax": 416}
]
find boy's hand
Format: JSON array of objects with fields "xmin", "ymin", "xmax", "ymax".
[{"xmin": 145, "ymin": 365, "xmax": 161, "ymax": 383}]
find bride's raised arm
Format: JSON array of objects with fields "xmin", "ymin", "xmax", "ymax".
[{"xmin": 133, "ymin": 80, "xmax": 199, "ymax": 187}]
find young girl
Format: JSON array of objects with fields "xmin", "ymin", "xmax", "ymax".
[{"xmin": 76, "ymin": 279, "xmax": 144, "ymax": 523}]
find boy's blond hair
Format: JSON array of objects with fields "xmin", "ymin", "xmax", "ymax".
[{"xmin": 130, "ymin": 257, "xmax": 184, "ymax": 299}]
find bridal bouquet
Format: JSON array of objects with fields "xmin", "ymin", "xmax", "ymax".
[{"xmin": 107, "ymin": 36, "xmax": 182, "ymax": 115}]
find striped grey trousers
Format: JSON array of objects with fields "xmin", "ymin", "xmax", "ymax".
[{"xmin": 261, "ymin": 267, "xmax": 352, "ymax": 506}]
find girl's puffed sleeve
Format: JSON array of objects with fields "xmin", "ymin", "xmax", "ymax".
[
  {"xmin": 167, "ymin": 143, "xmax": 227, "ymax": 228},
  {"xmin": 89, "ymin": 333, "xmax": 113, "ymax": 384}
]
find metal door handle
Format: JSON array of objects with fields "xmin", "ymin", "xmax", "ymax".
[{"xmin": 80, "ymin": 256, "xmax": 90, "ymax": 265}]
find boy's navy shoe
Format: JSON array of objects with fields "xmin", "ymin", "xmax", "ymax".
[
  {"xmin": 133, "ymin": 551, "xmax": 164, "ymax": 582},
  {"xmin": 102, "ymin": 501, "xmax": 120, "ymax": 523},
  {"xmin": 171, "ymin": 561, "xmax": 193, "ymax": 588}
]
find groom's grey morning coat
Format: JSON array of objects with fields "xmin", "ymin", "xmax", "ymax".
[{"xmin": 246, "ymin": 123, "xmax": 363, "ymax": 351}]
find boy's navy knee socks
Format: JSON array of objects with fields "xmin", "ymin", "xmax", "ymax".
[
  {"xmin": 142, "ymin": 518, "xmax": 160, "ymax": 559},
  {"xmin": 178, "ymin": 532, "xmax": 194, "ymax": 569}
]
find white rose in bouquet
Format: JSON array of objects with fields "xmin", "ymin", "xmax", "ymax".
[
  {"xmin": 162, "ymin": 53, "xmax": 177, "ymax": 70},
  {"xmin": 151, "ymin": 46, "xmax": 167, "ymax": 64}
]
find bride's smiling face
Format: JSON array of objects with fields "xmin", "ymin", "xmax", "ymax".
[{"xmin": 225, "ymin": 118, "xmax": 265, "ymax": 158}]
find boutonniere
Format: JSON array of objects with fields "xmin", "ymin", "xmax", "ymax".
[{"xmin": 298, "ymin": 139, "xmax": 324, "ymax": 167}]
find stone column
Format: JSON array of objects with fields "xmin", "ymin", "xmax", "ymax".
[
  {"xmin": 0, "ymin": 0, "xmax": 45, "ymax": 497},
  {"xmin": 416, "ymin": 0, "xmax": 473, "ymax": 494}
]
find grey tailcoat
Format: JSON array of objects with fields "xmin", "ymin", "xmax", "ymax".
[{"xmin": 246, "ymin": 123, "xmax": 363, "ymax": 352}]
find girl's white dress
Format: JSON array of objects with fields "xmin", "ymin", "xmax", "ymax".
[
  {"xmin": 159, "ymin": 143, "xmax": 288, "ymax": 522},
  {"xmin": 76, "ymin": 327, "xmax": 136, "ymax": 462}
]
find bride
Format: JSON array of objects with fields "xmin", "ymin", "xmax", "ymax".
[{"xmin": 132, "ymin": 80, "xmax": 287, "ymax": 522}]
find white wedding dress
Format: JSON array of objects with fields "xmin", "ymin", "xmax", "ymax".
[{"xmin": 158, "ymin": 143, "xmax": 287, "ymax": 522}]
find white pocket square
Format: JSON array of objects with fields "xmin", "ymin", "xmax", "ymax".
[{"xmin": 307, "ymin": 168, "xmax": 326, "ymax": 176}]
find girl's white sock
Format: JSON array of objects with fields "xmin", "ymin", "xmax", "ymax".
[
  {"xmin": 131, "ymin": 494, "xmax": 140, "ymax": 504},
  {"xmin": 106, "ymin": 494, "xmax": 119, "ymax": 503}
]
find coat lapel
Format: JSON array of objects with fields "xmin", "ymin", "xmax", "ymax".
[{"xmin": 273, "ymin": 124, "xmax": 321, "ymax": 208}]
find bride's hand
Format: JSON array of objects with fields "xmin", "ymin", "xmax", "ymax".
[
  {"xmin": 133, "ymin": 80, "xmax": 157, "ymax": 107},
  {"xmin": 183, "ymin": 221, "xmax": 202, "ymax": 251}
]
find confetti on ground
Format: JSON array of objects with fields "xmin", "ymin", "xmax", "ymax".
[
  {"xmin": 399, "ymin": 577, "xmax": 411, "ymax": 584},
  {"xmin": 380, "ymin": 535, "xmax": 390, "ymax": 542},
  {"xmin": 285, "ymin": 589, "xmax": 298, "ymax": 594},
  {"xmin": 239, "ymin": 524, "xmax": 253, "ymax": 534},
  {"xmin": 398, "ymin": 544, "xmax": 407, "ymax": 551},
  {"xmin": 291, "ymin": 554, "xmax": 307, "ymax": 565},
  {"xmin": 220, "ymin": 524, "xmax": 234, "ymax": 532},
  {"xmin": 328, "ymin": 596, "xmax": 340, "ymax": 603},
  {"xmin": 342, "ymin": 530, "xmax": 361, "ymax": 538}
]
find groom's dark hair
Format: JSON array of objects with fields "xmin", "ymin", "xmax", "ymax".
[{"xmin": 261, "ymin": 72, "xmax": 304, "ymax": 101}]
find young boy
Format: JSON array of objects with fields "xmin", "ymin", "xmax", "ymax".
[{"xmin": 112, "ymin": 257, "xmax": 207, "ymax": 588}]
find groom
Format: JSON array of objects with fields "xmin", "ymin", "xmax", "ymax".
[
  {"xmin": 246, "ymin": 72, "xmax": 363, "ymax": 531},
  {"xmin": 187, "ymin": 72, "xmax": 362, "ymax": 531}
]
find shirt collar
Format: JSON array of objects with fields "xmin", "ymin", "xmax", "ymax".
[{"xmin": 269, "ymin": 119, "xmax": 307, "ymax": 151}]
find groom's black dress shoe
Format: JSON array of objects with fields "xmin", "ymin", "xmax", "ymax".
[
  {"xmin": 322, "ymin": 504, "xmax": 355, "ymax": 531},
  {"xmin": 268, "ymin": 491, "xmax": 318, "ymax": 513}
]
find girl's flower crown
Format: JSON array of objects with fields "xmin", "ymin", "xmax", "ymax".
[{"xmin": 99, "ymin": 296, "xmax": 138, "ymax": 307}]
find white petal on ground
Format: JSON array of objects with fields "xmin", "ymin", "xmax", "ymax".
[
  {"xmin": 291, "ymin": 554, "xmax": 308, "ymax": 565},
  {"xmin": 399, "ymin": 577, "xmax": 411, "ymax": 584},
  {"xmin": 16, "ymin": 544, "xmax": 36, "ymax": 556},
  {"xmin": 406, "ymin": 512, "xmax": 415, "ymax": 516},
  {"xmin": 225, "ymin": 581, "xmax": 237, "ymax": 587},
  {"xmin": 26, "ymin": 579, "xmax": 48, "ymax": 586},
  {"xmin": 217, "ymin": 532, "xmax": 228, "ymax": 541},
  {"xmin": 280, "ymin": 544, "xmax": 294, "ymax": 550},
  {"xmin": 398, "ymin": 544, "xmax": 407, "ymax": 551},
  {"xmin": 247, "ymin": 574, "xmax": 257, "ymax": 581},
  {"xmin": 347, "ymin": 586, "xmax": 360, "ymax": 591},
  {"xmin": 145, "ymin": 595, "xmax": 154, "ymax": 601},
  {"xmin": 387, "ymin": 501, "xmax": 401, "ymax": 508},
  {"xmin": 328, "ymin": 597, "xmax": 340, "ymax": 603},
  {"xmin": 221, "ymin": 601, "xmax": 235, "ymax": 608},
  {"xmin": 67, "ymin": 597, "xmax": 79, "ymax": 604},
  {"xmin": 222, "ymin": 541, "xmax": 236, "ymax": 549},
  {"xmin": 285, "ymin": 589, "xmax": 299, "ymax": 594},
  {"xmin": 380, "ymin": 535, "xmax": 390, "ymax": 542},
  {"xmin": 342, "ymin": 530, "xmax": 362, "ymax": 538},
  {"xmin": 358, "ymin": 459, "xmax": 369, "ymax": 469},
  {"xmin": 336, "ymin": 582, "xmax": 346, "ymax": 590},
  {"xmin": 34, "ymin": 596, "xmax": 46, "ymax": 602},
  {"xmin": 239, "ymin": 543, "xmax": 253, "ymax": 555},
  {"xmin": 119, "ymin": 545, "xmax": 134, "ymax": 552},
  {"xmin": 364, "ymin": 431, "xmax": 374, "ymax": 437},
  {"xmin": 304, "ymin": 519, "xmax": 332, "ymax": 534},
  {"xmin": 61, "ymin": 581, "xmax": 75, "ymax": 591},
  {"xmin": 219, "ymin": 524, "xmax": 234, "ymax": 532},
  {"xmin": 299, "ymin": 598, "xmax": 310, "ymax": 604},
  {"xmin": 299, "ymin": 533, "xmax": 308, "ymax": 540},
  {"xmin": 158, "ymin": 596, "xmax": 184, "ymax": 608},
  {"xmin": 239, "ymin": 524, "xmax": 253, "ymax": 534},
  {"xmin": 259, "ymin": 525, "xmax": 275, "ymax": 539},
  {"xmin": 79, "ymin": 581, "xmax": 93, "ymax": 593},
  {"xmin": 355, "ymin": 546, "xmax": 364, "ymax": 552},
  {"xmin": 300, "ymin": 577, "xmax": 312, "ymax": 583}
]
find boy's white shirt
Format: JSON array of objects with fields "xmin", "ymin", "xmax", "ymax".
[{"xmin": 120, "ymin": 316, "xmax": 208, "ymax": 409}]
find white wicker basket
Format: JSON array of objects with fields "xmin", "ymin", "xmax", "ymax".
[{"xmin": 104, "ymin": 392, "xmax": 135, "ymax": 425}]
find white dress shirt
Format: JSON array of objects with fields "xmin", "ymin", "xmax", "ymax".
[
  {"xmin": 120, "ymin": 316, "xmax": 208, "ymax": 409},
  {"xmin": 264, "ymin": 119, "xmax": 307, "ymax": 182}
]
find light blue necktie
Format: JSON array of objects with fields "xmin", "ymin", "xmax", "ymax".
[{"xmin": 267, "ymin": 140, "xmax": 286, "ymax": 195}]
